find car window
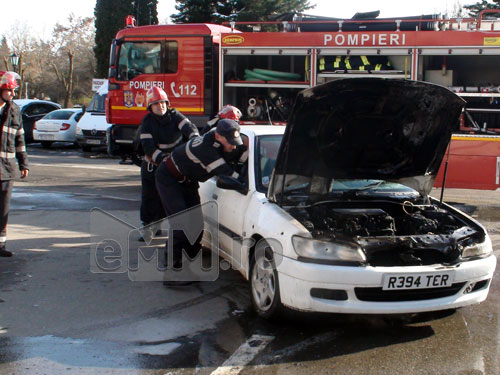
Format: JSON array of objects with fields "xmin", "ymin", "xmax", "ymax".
[
  {"xmin": 74, "ymin": 112, "xmax": 84, "ymax": 122},
  {"xmin": 255, "ymin": 135, "xmax": 283, "ymax": 193},
  {"xmin": 43, "ymin": 110, "xmax": 77, "ymax": 120},
  {"xmin": 24, "ymin": 103, "xmax": 58, "ymax": 116},
  {"xmin": 87, "ymin": 92, "xmax": 107, "ymax": 112},
  {"xmin": 117, "ymin": 41, "xmax": 164, "ymax": 80}
]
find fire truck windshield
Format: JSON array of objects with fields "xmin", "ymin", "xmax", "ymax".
[{"xmin": 117, "ymin": 42, "xmax": 162, "ymax": 81}]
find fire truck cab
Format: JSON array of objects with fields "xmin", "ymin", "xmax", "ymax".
[{"xmin": 106, "ymin": 22, "xmax": 234, "ymax": 156}]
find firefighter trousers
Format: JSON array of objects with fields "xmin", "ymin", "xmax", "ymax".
[
  {"xmin": 140, "ymin": 161, "xmax": 165, "ymax": 226},
  {"xmin": 0, "ymin": 180, "xmax": 13, "ymax": 245},
  {"xmin": 155, "ymin": 162, "xmax": 203, "ymax": 267}
]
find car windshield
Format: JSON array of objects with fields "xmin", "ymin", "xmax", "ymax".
[
  {"xmin": 43, "ymin": 110, "xmax": 78, "ymax": 120},
  {"xmin": 87, "ymin": 93, "xmax": 106, "ymax": 112},
  {"xmin": 255, "ymin": 134, "xmax": 283, "ymax": 193},
  {"xmin": 283, "ymin": 178, "xmax": 420, "ymax": 203}
]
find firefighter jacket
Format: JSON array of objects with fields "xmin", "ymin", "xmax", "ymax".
[
  {"xmin": 171, "ymin": 130, "xmax": 247, "ymax": 183},
  {"xmin": 139, "ymin": 108, "xmax": 199, "ymax": 165},
  {"xmin": 0, "ymin": 101, "xmax": 28, "ymax": 181}
]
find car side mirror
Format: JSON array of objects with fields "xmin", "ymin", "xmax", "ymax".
[{"xmin": 216, "ymin": 175, "xmax": 248, "ymax": 195}]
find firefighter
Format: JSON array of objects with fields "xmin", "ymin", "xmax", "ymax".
[
  {"xmin": 200, "ymin": 105, "xmax": 242, "ymax": 135},
  {"xmin": 138, "ymin": 86, "xmax": 198, "ymax": 241},
  {"xmin": 156, "ymin": 118, "xmax": 247, "ymax": 285},
  {"xmin": 0, "ymin": 71, "xmax": 28, "ymax": 257}
]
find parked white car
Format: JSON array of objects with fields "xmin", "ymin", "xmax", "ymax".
[
  {"xmin": 33, "ymin": 108, "xmax": 84, "ymax": 148},
  {"xmin": 76, "ymin": 81, "xmax": 109, "ymax": 151},
  {"xmin": 199, "ymin": 78, "xmax": 497, "ymax": 319}
]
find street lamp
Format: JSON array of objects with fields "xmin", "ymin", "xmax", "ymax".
[{"xmin": 9, "ymin": 53, "xmax": 19, "ymax": 72}]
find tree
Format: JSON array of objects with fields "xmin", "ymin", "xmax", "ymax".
[
  {"xmin": 50, "ymin": 14, "xmax": 95, "ymax": 107},
  {"xmin": 94, "ymin": 0, "xmax": 134, "ymax": 78},
  {"xmin": 171, "ymin": 0, "xmax": 313, "ymax": 25},
  {"xmin": 133, "ymin": 0, "xmax": 159, "ymax": 26},
  {"xmin": 464, "ymin": 0, "xmax": 500, "ymax": 17}
]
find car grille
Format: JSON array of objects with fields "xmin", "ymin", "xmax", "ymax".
[
  {"xmin": 366, "ymin": 248, "xmax": 457, "ymax": 267},
  {"xmin": 354, "ymin": 282, "xmax": 467, "ymax": 302},
  {"xmin": 82, "ymin": 130, "xmax": 106, "ymax": 137}
]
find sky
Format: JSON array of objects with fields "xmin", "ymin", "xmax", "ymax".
[{"xmin": 0, "ymin": 0, "xmax": 478, "ymax": 40}]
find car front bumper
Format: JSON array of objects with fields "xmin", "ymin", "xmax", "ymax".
[{"xmin": 278, "ymin": 254, "xmax": 497, "ymax": 314}]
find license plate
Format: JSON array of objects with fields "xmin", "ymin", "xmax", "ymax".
[
  {"xmin": 39, "ymin": 134, "xmax": 54, "ymax": 140},
  {"xmin": 382, "ymin": 271, "xmax": 454, "ymax": 290},
  {"xmin": 87, "ymin": 139, "xmax": 101, "ymax": 145}
]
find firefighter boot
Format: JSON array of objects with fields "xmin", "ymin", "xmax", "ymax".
[{"xmin": 0, "ymin": 244, "xmax": 13, "ymax": 257}]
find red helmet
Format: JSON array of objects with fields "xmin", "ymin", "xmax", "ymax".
[
  {"xmin": 217, "ymin": 105, "xmax": 242, "ymax": 121},
  {"xmin": 0, "ymin": 71, "xmax": 20, "ymax": 90},
  {"xmin": 146, "ymin": 86, "xmax": 169, "ymax": 109}
]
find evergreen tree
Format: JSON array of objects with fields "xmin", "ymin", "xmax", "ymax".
[
  {"xmin": 171, "ymin": 0, "xmax": 313, "ymax": 24},
  {"xmin": 133, "ymin": 0, "xmax": 159, "ymax": 26},
  {"xmin": 94, "ymin": 0, "xmax": 133, "ymax": 78},
  {"xmin": 464, "ymin": 0, "xmax": 500, "ymax": 17}
]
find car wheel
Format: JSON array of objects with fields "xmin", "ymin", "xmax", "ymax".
[
  {"xmin": 41, "ymin": 141, "xmax": 52, "ymax": 149},
  {"xmin": 81, "ymin": 145, "xmax": 92, "ymax": 152},
  {"xmin": 249, "ymin": 242, "xmax": 284, "ymax": 319}
]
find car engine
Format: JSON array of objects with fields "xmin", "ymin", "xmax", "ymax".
[{"xmin": 287, "ymin": 200, "xmax": 483, "ymax": 266}]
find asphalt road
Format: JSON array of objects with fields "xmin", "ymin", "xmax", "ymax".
[{"xmin": 0, "ymin": 143, "xmax": 499, "ymax": 375}]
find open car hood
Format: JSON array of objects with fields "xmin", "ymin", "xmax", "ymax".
[{"xmin": 268, "ymin": 78, "xmax": 465, "ymax": 203}]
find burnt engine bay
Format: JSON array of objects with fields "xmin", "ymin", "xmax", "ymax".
[{"xmin": 288, "ymin": 200, "xmax": 484, "ymax": 266}]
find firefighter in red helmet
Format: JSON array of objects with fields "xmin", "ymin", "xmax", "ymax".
[
  {"xmin": 201, "ymin": 105, "xmax": 242, "ymax": 134},
  {"xmin": 0, "ymin": 71, "xmax": 28, "ymax": 257},
  {"xmin": 137, "ymin": 86, "xmax": 198, "ymax": 241}
]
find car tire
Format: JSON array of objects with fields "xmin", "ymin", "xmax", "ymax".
[
  {"xmin": 41, "ymin": 141, "xmax": 52, "ymax": 149},
  {"xmin": 249, "ymin": 241, "xmax": 284, "ymax": 319},
  {"xmin": 81, "ymin": 145, "xmax": 92, "ymax": 152}
]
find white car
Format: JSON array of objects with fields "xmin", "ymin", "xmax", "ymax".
[
  {"xmin": 76, "ymin": 81, "xmax": 109, "ymax": 151},
  {"xmin": 199, "ymin": 78, "xmax": 497, "ymax": 319},
  {"xmin": 33, "ymin": 108, "xmax": 84, "ymax": 148}
]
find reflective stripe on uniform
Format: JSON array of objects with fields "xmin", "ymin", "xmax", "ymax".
[
  {"xmin": 17, "ymin": 128, "xmax": 24, "ymax": 135},
  {"xmin": 0, "ymin": 151, "xmax": 15, "ymax": 158},
  {"xmin": 206, "ymin": 158, "xmax": 226, "ymax": 172},
  {"xmin": 140, "ymin": 133, "xmax": 153, "ymax": 139},
  {"xmin": 152, "ymin": 149, "xmax": 162, "ymax": 162},
  {"xmin": 231, "ymin": 171, "xmax": 239, "ymax": 179},
  {"xmin": 375, "ymin": 64, "xmax": 382, "ymax": 71},
  {"xmin": 3, "ymin": 127, "xmax": 17, "ymax": 135},
  {"xmin": 319, "ymin": 57, "xmax": 325, "ymax": 71},
  {"xmin": 178, "ymin": 118, "xmax": 189, "ymax": 131},
  {"xmin": 239, "ymin": 150, "xmax": 248, "ymax": 163},
  {"xmin": 359, "ymin": 66, "xmax": 365, "ymax": 71},
  {"xmin": 0, "ymin": 236, "xmax": 6, "ymax": 243},
  {"xmin": 185, "ymin": 140, "xmax": 209, "ymax": 172},
  {"xmin": 361, "ymin": 55, "xmax": 369, "ymax": 65},
  {"xmin": 16, "ymin": 146, "xmax": 26, "ymax": 153},
  {"xmin": 158, "ymin": 135, "xmax": 182, "ymax": 150},
  {"xmin": 189, "ymin": 132, "xmax": 199, "ymax": 139}
]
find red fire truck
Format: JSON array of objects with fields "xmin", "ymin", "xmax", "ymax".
[{"xmin": 106, "ymin": 11, "xmax": 500, "ymax": 189}]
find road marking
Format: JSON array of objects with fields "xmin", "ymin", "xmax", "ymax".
[
  {"xmin": 29, "ymin": 162, "xmax": 136, "ymax": 171},
  {"xmin": 209, "ymin": 334, "xmax": 274, "ymax": 375}
]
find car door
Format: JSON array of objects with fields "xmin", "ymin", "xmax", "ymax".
[{"xmin": 209, "ymin": 134, "xmax": 252, "ymax": 270}]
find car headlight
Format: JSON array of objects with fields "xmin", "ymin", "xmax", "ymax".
[
  {"xmin": 292, "ymin": 235, "xmax": 366, "ymax": 264},
  {"xmin": 75, "ymin": 126, "xmax": 82, "ymax": 135},
  {"xmin": 461, "ymin": 235, "xmax": 493, "ymax": 258}
]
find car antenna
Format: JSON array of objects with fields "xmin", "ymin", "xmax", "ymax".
[{"xmin": 439, "ymin": 141, "xmax": 452, "ymax": 204}]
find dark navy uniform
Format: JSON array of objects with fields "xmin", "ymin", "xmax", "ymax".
[
  {"xmin": 139, "ymin": 108, "xmax": 198, "ymax": 227},
  {"xmin": 156, "ymin": 124, "xmax": 247, "ymax": 269}
]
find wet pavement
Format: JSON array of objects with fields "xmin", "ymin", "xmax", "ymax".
[{"xmin": 0, "ymin": 146, "xmax": 499, "ymax": 374}]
